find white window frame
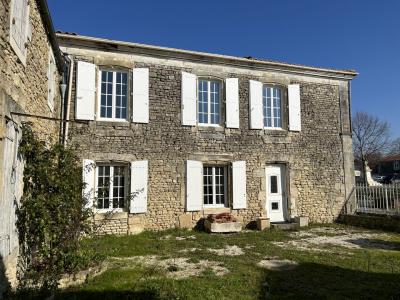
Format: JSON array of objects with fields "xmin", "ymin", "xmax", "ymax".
[
  {"xmin": 97, "ymin": 69, "xmax": 129, "ymax": 122},
  {"xmin": 197, "ymin": 78, "xmax": 222, "ymax": 127},
  {"xmin": 9, "ymin": 0, "xmax": 30, "ymax": 65},
  {"xmin": 263, "ymin": 84, "xmax": 283, "ymax": 130},
  {"xmin": 394, "ymin": 161, "xmax": 400, "ymax": 171},
  {"xmin": 95, "ymin": 164, "xmax": 128, "ymax": 213},
  {"xmin": 47, "ymin": 47, "xmax": 56, "ymax": 111},
  {"xmin": 203, "ymin": 165, "xmax": 227, "ymax": 208}
]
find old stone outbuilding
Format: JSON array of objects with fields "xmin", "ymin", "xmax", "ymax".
[{"xmin": 0, "ymin": 0, "xmax": 64, "ymax": 292}]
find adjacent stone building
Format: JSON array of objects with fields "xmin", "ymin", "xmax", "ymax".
[
  {"xmin": 57, "ymin": 33, "xmax": 357, "ymax": 234},
  {"xmin": 0, "ymin": 0, "xmax": 64, "ymax": 292}
]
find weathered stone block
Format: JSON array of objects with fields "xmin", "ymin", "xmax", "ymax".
[
  {"xmin": 257, "ymin": 217, "xmax": 270, "ymax": 230},
  {"xmin": 178, "ymin": 214, "xmax": 192, "ymax": 229},
  {"xmin": 294, "ymin": 216, "xmax": 309, "ymax": 227},
  {"xmin": 204, "ymin": 219, "xmax": 242, "ymax": 233}
]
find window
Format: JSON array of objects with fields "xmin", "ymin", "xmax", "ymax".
[
  {"xmin": 99, "ymin": 70, "xmax": 128, "ymax": 120},
  {"xmin": 203, "ymin": 166, "xmax": 226, "ymax": 207},
  {"xmin": 10, "ymin": 0, "xmax": 29, "ymax": 63},
  {"xmin": 96, "ymin": 165, "xmax": 127, "ymax": 210},
  {"xmin": 394, "ymin": 161, "xmax": 400, "ymax": 171},
  {"xmin": 47, "ymin": 48, "xmax": 56, "ymax": 111},
  {"xmin": 198, "ymin": 79, "xmax": 221, "ymax": 125},
  {"xmin": 263, "ymin": 85, "xmax": 282, "ymax": 128}
]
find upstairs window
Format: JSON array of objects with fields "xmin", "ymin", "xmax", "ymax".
[
  {"xmin": 203, "ymin": 166, "xmax": 226, "ymax": 207},
  {"xmin": 198, "ymin": 79, "xmax": 221, "ymax": 125},
  {"xmin": 394, "ymin": 161, "xmax": 400, "ymax": 171},
  {"xmin": 47, "ymin": 48, "xmax": 56, "ymax": 111},
  {"xmin": 96, "ymin": 165, "xmax": 127, "ymax": 210},
  {"xmin": 99, "ymin": 70, "xmax": 128, "ymax": 120},
  {"xmin": 10, "ymin": 0, "xmax": 29, "ymax": 63},
  {"xmin": 263, "ymin": 85, "xmax": 282, "ymax": 129}
]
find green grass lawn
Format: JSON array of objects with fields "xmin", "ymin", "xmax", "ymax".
[{"xmin": 27, "ymin": 224, "xmax": 400, "ymax": 299}]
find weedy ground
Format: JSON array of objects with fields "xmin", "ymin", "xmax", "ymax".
[{"xmin": 19, "ymin": 224, "xmax": 400, "ymax": 299}]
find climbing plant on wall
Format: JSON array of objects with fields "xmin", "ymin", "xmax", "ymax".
[{"xmin": 16, "ymin": 123, "xmax": 93, "ymax": 292}]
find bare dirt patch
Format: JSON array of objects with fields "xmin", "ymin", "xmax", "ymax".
[
  {"xmin": 112, "ymin": 256, "xmax": 228, "ymax": 279},
  {"xmin": 207, "ymin": 245, "xmax": 244, "ymax": 256},
  {"xmin": 257, "ymin": 257, "xmax": 298, "ymax": 271},
  {"xmin": 274, "ymin": 227, "xmax": 397, "ymax": 252}
]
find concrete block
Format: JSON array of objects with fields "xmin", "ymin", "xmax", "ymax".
[
  {"xmin": 204, "ymin": 219, "xmax": 242, "ymax": 233},
  {"xmin": 294, "ymin": 216, "xmax": 309, "ymax": 227},
  {"xmin": 178, "ymin": 214, "xmax": 192, "ymax": 229},
  {"xmin": 257, "ymin": 217, "xmax": 270, "ymax": 231}
]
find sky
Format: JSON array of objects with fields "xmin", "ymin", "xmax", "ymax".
[{"xmin": 48, "ymin": 0, "xmax": 400, "ymax": 136}]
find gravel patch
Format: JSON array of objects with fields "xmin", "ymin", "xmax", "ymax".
[
  {"xmin": 257, "ymin": 257, "xmax": 298, "ymax": 271},
  {"xmin": 113, "ymin": 256, "xmax": 228, "ymax": 279},
  {"xmin": 208, "ymin": 245, "xmax": 244, "ymax": 256}
]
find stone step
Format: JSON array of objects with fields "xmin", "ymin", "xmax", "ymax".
[{"xmin": 271, "ymin": 222, "xmax": 299, "ymax": 230}]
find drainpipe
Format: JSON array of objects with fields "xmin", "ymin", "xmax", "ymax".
[{"xmin": 63, "ymin": 55, "xmax": 74, "ymax": 146}]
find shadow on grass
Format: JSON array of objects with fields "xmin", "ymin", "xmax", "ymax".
[
  {"xmin": 260, "ymin": 262, "xmax": 400, "ymax": 300},
  {"xmin": 346, "ymin": 238, "xmax": 400, "ymax": 251}
]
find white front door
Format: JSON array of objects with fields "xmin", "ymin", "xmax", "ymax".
[{"xmin": 265, "ymin": 165, "xmax": 286, "ymax": 222}]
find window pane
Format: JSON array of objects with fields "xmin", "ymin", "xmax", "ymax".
[
  {"xmin": 100, "ymin": 71, "xmax": 113, "ymax": 118},
  {"xmin": 272, "ymin": 202, "xmax": 279, "ymax": 210},
  {"xmin": 210, "ymin": 81, "xmax": 220, "ymax": 124},
  {"xmin": 198, "ymin": 80, "xmax": 208, "ymax": 124},
  {"xmin": 97, "ymin": 166, "xmax": 110, "ymax": 209},
  {"xmin": 115, "ymin": 72, "xmax": 127, "ymax": 119},
  {"xmin": 112, "ymin": 166, "xmax": 125, "ymax": 209},
  {"xmin": 270, "ymin": 176, "xmax": 278, "ymax": 194}
]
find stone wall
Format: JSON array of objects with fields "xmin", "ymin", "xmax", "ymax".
[
  {"xmin": 0, "ymin": 0, "xmax": 63, "ymax": 292},
  {"xmin": 60, "ymin": 41, "xmax": 355, "ymax": 232},
  {"xmin": 0, "ymin": 0, "xmax": 62, "ymax": 141},
  {"xmin": 340, "ymin": 213, "xmax": 400, "ymax": 233}
]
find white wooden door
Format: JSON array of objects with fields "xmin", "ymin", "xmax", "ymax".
[{"xmin": 265, "ymin": 165, "xmax": 286, "ymax": 222}]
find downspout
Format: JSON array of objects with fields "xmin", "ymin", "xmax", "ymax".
[
  {"xmin": 59, "ymin": 57, "xmax": 68, "ymax": 144},
  {"xmin": 63, "ymin": 55, "xmax": 74, "ymax": 146}
]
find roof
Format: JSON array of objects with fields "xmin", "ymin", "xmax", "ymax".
[
  {"xmin": 56, "ymin": 32, "xmax": 358, "ymax": 80},
  {"xmin": 35, "ymin": 0, "xmax": 65, "ymax": 72},
  {"xmin": 380, "ymin": 154, "xmax": 400, "ymax": 162}
]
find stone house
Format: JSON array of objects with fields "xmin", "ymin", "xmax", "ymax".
[
  {"xmin": 0, "ymin": 0, "xmax": 64, "ymax": 292},
  {"xmin": 57, "ymin": 33, "xmax": 357, "ymax": 234},
  {"xmin": 376, "ymin": 154, "xmax": 400, "ymax": 175}
]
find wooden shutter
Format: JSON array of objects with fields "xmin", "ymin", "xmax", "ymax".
[
  {"xmin": 181, "ymin": 72, "xmax": 197, "ymax": 126},
  {"xmin": 232, "ymin": 161, "xmax": 247, "ymax": 209},
  {"xmin": 76, "ymin": 61, "xmax": 96, "ymax": 120},
  {"xmin": 186, "ymin": 160, "xmax": 203, "ymax": 211},
  {"xmin": 130, "ymin": 160, "xmax": 148, "ymax": 214},
  {"xmin": 288, "ymin": 84, "xmax": 301, "ymax": 131},
  {"xmin": 82, "ymin": 159, "xmax": 95, "ymax": 209},
  {"xmin": 249, "ymin": 80, "xmax": 263, "ymax": 129},
  {"xmin": 132, "ymin": 68, "xmax": 149, "ymax": 123},
  {"xmin": 225, "ymin": 78, "xmax": 239, "ymax": 128}
]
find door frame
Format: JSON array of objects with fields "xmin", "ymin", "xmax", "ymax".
[{"xmin": 265, "ymin": 163, "xmax": 290, "ymax": 222}]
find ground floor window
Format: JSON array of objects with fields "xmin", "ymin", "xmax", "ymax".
[
  {"xmin": 97, "ymin": 165, "xmax": 127, "ymax": 210},
  {"xmin": 203, "ymin": 166, "xmax": 227, "ymax": 207}
]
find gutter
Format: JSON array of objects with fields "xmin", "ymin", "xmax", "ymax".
[
  {"xmin": 57, "ymin": 33, "xmax": 358, "ymax": 80},
  {"xmin": 36, "ymin": 0, "xmax": 65, "ymax": 72}
]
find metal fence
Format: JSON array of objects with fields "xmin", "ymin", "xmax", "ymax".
[{"xmin": 354, "ymin": 183, "xmax": 400, "ymax": 215}]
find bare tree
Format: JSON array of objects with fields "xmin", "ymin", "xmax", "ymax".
[
  {"xmin": 352, "ymin": 112, "xmax": 390, "ymax": 180},
  {"xmin": 389, "ymin": 137, "xmax": 400, "ymax": 154}
]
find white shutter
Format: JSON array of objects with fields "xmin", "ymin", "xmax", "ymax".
[
  {"xmin": 76, "ymin": 61, "xmax": 96, "ymax": 120},
  {"xmin": 82, "ymin": 159, "xmax": 95, "ymax": 209},
  {"xmin": 130, "ymin": 160, "xmax": 148, "ymax": 214},
  {"xmin": 132, "ymin": 68, "xmax": 149, "ymax": 123},
  {"xmin": 181, "ymin": 72, "xmax": 197, "ymax": 126},
  {"xmin": 288, "ymin": 84, "xmax": 301, "ymax": 131},
  {"xmin": 225, "ymin": 78, "xmax": 239, "ymax": 128},
  {"xmin": 232, "ymin": 161, "xmax": 247, "ymax": 209},
  {"xmin": 186, "ymin": 160, "xmax": 203, "ymax": 211},
  {"xmin": 249, "ymin": 80, "xmax": 263, "ymax": 129}
]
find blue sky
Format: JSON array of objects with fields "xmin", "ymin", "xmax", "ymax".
[{"xmin": 48, "ymin": 0, "xmax": 400, "ymax": 136}]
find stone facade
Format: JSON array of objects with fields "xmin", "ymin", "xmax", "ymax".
[
  {"xmin": 58, "ymin": 33, "xmax": 356, "ymax": 234},
  {"xmin": 0, "ymin": 0, "xmax": 64, "ymax": 293}
]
